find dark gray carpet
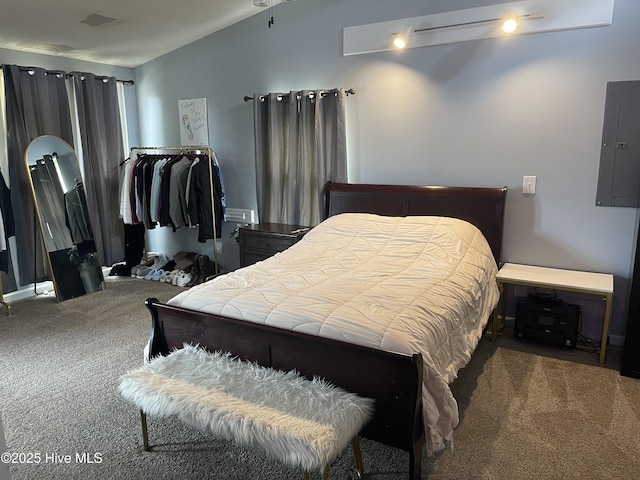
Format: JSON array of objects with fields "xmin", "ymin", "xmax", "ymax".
[{"xmin": 1, "ymin": 276, "xmax": 639, "ymax": 479}]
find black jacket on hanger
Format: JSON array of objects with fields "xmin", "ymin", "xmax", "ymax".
[{"xmin": 187, "ymin": 159, "xmax": 223, "ymax": 242}]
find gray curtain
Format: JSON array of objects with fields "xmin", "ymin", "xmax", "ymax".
[
  {"xmin": 253, "ymin": 89, "xmax": 347, "ymax": 226},
  {"xmin": 2, "ymin": 64, "xmax": 73, "ymax": 285},
  {"xmin": 73, "ymin": 73, "xmax": 125, "ymax": 266}
]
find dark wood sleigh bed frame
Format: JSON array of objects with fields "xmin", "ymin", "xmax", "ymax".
[{"xmin": 144, "ymin": 182, "xmax": 508, "ymax": 480}]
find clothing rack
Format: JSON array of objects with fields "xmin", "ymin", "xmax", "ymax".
[
  {"xmin": 129, "ymin": 145, "xmax": 220, "ymax": 277},
  {"xmin": 243, "ymin": 88, "xmax": 356, "ymax": 103}
]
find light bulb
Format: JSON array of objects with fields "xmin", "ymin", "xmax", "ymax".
[
  {"xmin": 502, "ymin": 14, "xmax": 518, "ymax": 33},
  {"xmin": 394, "ymin": 37, "xmax": 407, "ymax": 49},
  {"xmin": 393, "ymin": 25, "xmax": 412, "ymax": 49}
]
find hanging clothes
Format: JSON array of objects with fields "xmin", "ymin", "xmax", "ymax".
[
  {"xmin": 118, "ymin": 149, "xmax": 225, "ymax": 241},
  {"xmin": 168, "ymin": 156, "xmax": 191, "ymax": 228},
  {"xmin": 0, "ymin": 169, "xmax": 14, "ymax": 273},
  {"xmin": 187, "ymin": 156, "xmax": 224, "ymax": 242}
]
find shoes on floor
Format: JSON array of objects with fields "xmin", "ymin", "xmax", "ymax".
[
  {"xmin": 143, "ymin": 268, "xmax": 157, "ymax": 280},
  {"xmin": 136, "ymin": 266, "xmax": 153, "ymax": 279},
  {"xmin": 176, "ymin": 271, "xmax": 192, "ymax": 287},
  {"xmin": 165, "ymin": 270, "xmax": 179, "ymax": 284},
  {"xmin": 131, "ymin": 251, "xmax": 214, "ymax": 287},
  {"xmin": 171, "ymin": 270, "xmax": 186, "ymax": 285},
  {"xmin": 150, "ymin": 253, "xmax": 169, "ymax": 270},
  {"xmin": 150, "ymin": 269, "xmax": 164, "ymax": 281},
  {"xmin": 130, "ymin": 252, "xmax": 161, "ymax": 278},
  {"xmin": 182, "ymin": 255, "xmax": 217, "ymax": 288},
  {"xmin": 198, "ymin": 255, "xmax": 216, "ymax": 283}
]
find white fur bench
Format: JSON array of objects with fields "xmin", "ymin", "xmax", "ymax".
[{"xmin": 119, "ymin": 344, "xmax": 374, "ymax": 479}]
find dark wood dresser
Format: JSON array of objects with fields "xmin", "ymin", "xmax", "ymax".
[{"xmin": 239, "ymin": 223, "xmax": 310, "ymax": 267}]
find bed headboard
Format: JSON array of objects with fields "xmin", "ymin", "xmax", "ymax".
[{"xmin": 324, "ymin": 182, "xmax": 508, "ymax": 264}]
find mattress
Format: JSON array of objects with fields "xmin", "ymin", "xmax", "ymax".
[{"xmin": 168, "ymin": 213, "xmax": 500, "ymax": 454}]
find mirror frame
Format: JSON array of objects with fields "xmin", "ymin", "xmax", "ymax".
[{"xmin": 25, "ymin": 135, "xmax": 104, "ymax": 301}]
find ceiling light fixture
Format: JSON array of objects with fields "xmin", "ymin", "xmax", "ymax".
[
  {"xmin": 393, "ymin": 25, "xmax": 413, "ymax": 49},
  {"xmin": 345, "ymin": 0, "xmax": 614, "ymax": 57},
  {"xmin": 501, "ymin": 13, "xmax": 519, "ymax": 33},
  {"xmin": 254, "ymin": 0, "xmax": 296, "ymax": 28},
  {"xmin": 410, "ymin": 11, "xmax": 543, "ymax": 37}
]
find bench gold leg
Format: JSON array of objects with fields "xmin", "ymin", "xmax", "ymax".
[
  {"xmin": 140, "ymin": 410, "xmax": 149, "ymax": 451},
  {"xmin": 302, "ymin": 463, "xmax": 330, "ymax": 479},
  {"xmin": 352, "ymin": 436, "xmax": 365, "ymax": 479}
]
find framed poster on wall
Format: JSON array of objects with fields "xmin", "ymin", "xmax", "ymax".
[{"xmin": 178, "ymin": 98, "xmax": 208, "ymax": 146}]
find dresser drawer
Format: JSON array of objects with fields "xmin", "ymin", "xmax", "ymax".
[
  {"xmin": 239, "ymin": 223, "xmax": 310, "ymax": 267},
  {"xmin": 241, "ymin": 234, "xmax": 297, "ymax": 255},
  {"xmin": 241, "ymin": 252, "xmax": 272, "ymax": 266}
]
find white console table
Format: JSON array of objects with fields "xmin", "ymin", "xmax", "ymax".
[{"xmin": 492, "ymin": 263, "xmax": 614, "ymax": 364}]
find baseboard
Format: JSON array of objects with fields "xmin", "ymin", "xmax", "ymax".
[
  {"xmin": 3, "ymin": 267, "xmax": 112, "ymax": 305},
  {"xmin": 609, "ymin": 334, "xmax": 624, "ymax": 346},
  {"xmin": 3, "ymin": 281, "xmax": 55, "ymax": 304}
]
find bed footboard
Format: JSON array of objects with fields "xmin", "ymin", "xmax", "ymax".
[{"xmin": 145, "ymin": 297, "xmax": 425, "ymax": 479}]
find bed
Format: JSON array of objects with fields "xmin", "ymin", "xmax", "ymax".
[{"xmin": 144, "ymin": 182, "xmax": 507, "ymax": 480}]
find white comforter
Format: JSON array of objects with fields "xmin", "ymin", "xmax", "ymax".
[{"xmin": 168, "ymin": 213, "xmax": 500, "ymax": 454}]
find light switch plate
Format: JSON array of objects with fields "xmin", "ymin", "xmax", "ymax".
[{"xmin": 523, "ymin": 176, "xmax": 537, "ymax": 195}]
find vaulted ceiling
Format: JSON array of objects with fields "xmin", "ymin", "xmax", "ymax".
[{"xmin": 0, "ymin": 0, "xmax": 282, "ymax": 68}]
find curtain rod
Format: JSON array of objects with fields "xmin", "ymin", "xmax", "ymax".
[
  {"xmin": 68, "ymin": 71, "xmax": 134, "ymax": 85},
  {"xmin": 243, "ymin": 88, "xmax": 355, "ymax": 102},
  {"xmin": 0, "ymin": 65, "xmax": 134, "ymax": 85}
]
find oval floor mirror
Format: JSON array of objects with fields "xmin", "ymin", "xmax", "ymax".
[{"xmin": 25, "ymin": 135, "xmax": 104, "ymax": 301}]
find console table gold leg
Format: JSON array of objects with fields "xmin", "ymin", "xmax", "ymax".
[
  {"xmin": 140, "ymin": 410, "xmax": 149, "ymax": 451},
  {"xmin": 599, "ymin": 292, "xmax": 613, "ymax": 364},
  {"xmin": 352, "ymin": 436, "xmax": 365, "ymax": 478},
  {"xmin": 491, "ymin": 281, "xmax": 505, "ymax": 342}
]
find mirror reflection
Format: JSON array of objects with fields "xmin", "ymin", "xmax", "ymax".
[{"xmin": 25, "ymin": 135, "xmax": 104, "ymax": 301}]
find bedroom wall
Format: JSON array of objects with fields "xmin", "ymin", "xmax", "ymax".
[{"xmin": 133, "ymin": 0, "xmax": 640, "ymax": 343}]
